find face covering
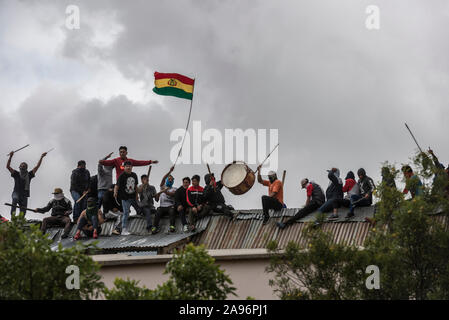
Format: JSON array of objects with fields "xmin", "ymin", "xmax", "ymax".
[
  {"xmin": 268, "ymin": 176, "xmax": 276, "ymax": 183},
  {"xmin": 54, "ymin": 193, "xmax": 64, "ymax": 201},
  {"xmin": 165, "ymin": 177, "xmax": 174, "ymax": 188}
]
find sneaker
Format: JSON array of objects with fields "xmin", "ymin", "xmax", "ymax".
[
  {"xmin": 262, "ymin": 216, "xmax": 269, "ymax": 225},
  {"xmin": 121, "ymin": 229, "xmax": 130, "ymax": 236},
  {"xmin": 183, "ymin": 225, "xmax": 189, "ymax": 232},
  {"xmin": 345, "ymin": 212, "xmax": 354, "ymax": 219},
  {"xmin": 74, "ymin": 230, "xmax": 81, "ymax": 240},
  {"xmin": 328, "ymin": 214, "xmax": 339, "ymax": 220},
  {"xmin": 151, "ymin": 227, "xmax": 159, "ymax": 235},
  {"xmin": 169, "ymin": 225, "xmax": 176, "ymax": 233},
  {"xmin": 93, "ymin": 229, "xmax": 98, "ymax": 239},
  {"xmin": 112, "ymin": 229, "xmax": 121, "ymax": 235},
  {"xmin": 276, "ymin": 222, "xmax": 286, "ymax": 230}
]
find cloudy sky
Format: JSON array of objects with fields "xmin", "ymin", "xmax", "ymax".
[{"xmin": 1, "ymin": 0, "xmax": 448, "ymax": 220}]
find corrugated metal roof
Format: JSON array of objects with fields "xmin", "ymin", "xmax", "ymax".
[{"xmin": 47, "ymin": 214, "xmax": 211, "ymax": 252}]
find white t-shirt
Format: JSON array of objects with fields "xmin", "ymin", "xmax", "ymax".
[{"xmin": 159, "ymin": 187, "xmax": 177, "ymax": 207}]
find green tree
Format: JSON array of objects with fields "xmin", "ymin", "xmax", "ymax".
[
  {"xmin": 267, "ymin": 152, "xmax": 449, "ymax": 300},
  {"xmin": 104, "ymin": 243, "xmax": 237, "ymax": 300},
  {"xmin": 0, "ymin": 213, "xmax": 105, "ymax": 299}
]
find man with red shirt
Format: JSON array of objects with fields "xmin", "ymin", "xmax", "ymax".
[
  {"xmin": 277, "ymin": 178, "xmax": 325, "ymax": 229},
  {"xmin": 186, "ymin": 174, "xmax": 205, "ymax": 231},
  {"xmin": 99, "ymin": 146, "xmax": 159, "ymax": 180},
  {"xmin": 257, "ymin": 167, "xmax": 284, "ymax": 225}
]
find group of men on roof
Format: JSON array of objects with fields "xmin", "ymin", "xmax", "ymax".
[
  {"xmin": 5, "ymin": 146, "xmax": 235, "ymax": 240},
  {"xmin": 4, "ymin": 146, "xmax": 449, "ymax": 239}
]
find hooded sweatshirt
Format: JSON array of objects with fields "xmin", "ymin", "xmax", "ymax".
[
  {"xmin": 325, "ymin": 169, "xmax": 343, "ymax": 201},
  {"xmin": 186, "ymin": 185, "xmax": 204, "ymax": 207},
  {"xmin": 342, "ymin": 171, "xmax": 360, "ymax": 199},
  {"xmin": 203, "ymin": 174, "xmax": 226, "ymax": 206}
]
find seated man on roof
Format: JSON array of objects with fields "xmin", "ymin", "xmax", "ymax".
[
  {"xmin": 257, "ymin": 167, "xmax": 284, "ymax": 225},
  {"xmin": 203, "ymin": 173, "xmax": 234, "ymax": 220},
  {"xmin": 345, "ymin": 168, "xmax": 375, "ymax": 219},
  {"xmin": 74, "ymin": 197, "xmax": 104, "ymax": 240},
  {"xmin": 35, "ymin": 188, "xmax": 73, "ymax": 239},
  {"xmin": 152, "ymin": 166, "xmax": 177, "ymax": 234},
  {"xmin": 317, "ymin": 168, "xmax": 343, "ymax": 218},
  {"xmin": 277, "ymin": 178, "xmax": 325, "ymax": 230},
  {"xmin": 186, "ymin": 174, "xmax": 206, "ymax": 232}
]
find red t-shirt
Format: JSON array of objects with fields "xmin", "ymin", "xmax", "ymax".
[
  {"xmin": 342, "ymin": 179, "xmax": 356, "ymax": 193},
  {"xmin": 306, "ymin": 183, "xmax": 314, "ymax": 197},
  {"xmin": 100, "ymin": 157, "xmax": 152, "ymax": 180}
]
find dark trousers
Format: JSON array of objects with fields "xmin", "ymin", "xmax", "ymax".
[
  {"xmin": 261, "ymin": 195, "xmax": 283, "ymax": 219},
  {"xmin": 11, "ymin": 191, "xmax": 28, "ymax": 216},
  {"xmin": 285, "ymin": 202, "xmax": 321, "ymax": 225},
  {"xmin": 332, "ymin": 198, "xmax": 350, "ymax": 210},
  {"xmin": 141, "ymin": 206, "xmax": 156, "ymax": 228},
  {"xmin": 349, "ymin": 195, "xmax": 372, "ymax": 214},
  {"xmin": 41, "ymin": 215, "xmax": 72, "ymax": 236},
  {"xmin": 154, "ymin": 206, "xmax": 176, "ymax": 228},
  {"xmin": 318, "ymin": 199, "xmax": 337, "ymax": 213},
  {"xmin": 176, "ymin": 205, "xmax": 189, "ymax": 225},
  {"xmin": 206, "ymin": 203, "xmax": 234, "ymax": 217},
  {"xmin": 187, "ymin": 206, "xmax": 208, "ymax": 226},
  {"xmin": 77, "ymin": 216, "xmax": 101, "ymax": 237}
]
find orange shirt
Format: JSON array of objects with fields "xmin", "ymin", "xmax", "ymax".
[{"xmin": 262, "ymin": 179, "xmax": 284, "ymax": 204}]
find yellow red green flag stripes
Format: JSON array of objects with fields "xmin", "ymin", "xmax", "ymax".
[{"xmin": 153, "ymin": 72, "xmax": 194, "ymax": 100}]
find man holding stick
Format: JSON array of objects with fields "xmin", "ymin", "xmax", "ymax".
[
  {"xmin": 70, "ymin": 160, "xmax": 90, "ymax": 222},
  {"xmin": 7, "ymin": 150, "xmax": 47, "ymax": 216},
  {"xmin": 257, "ymin": 166, "xmax": 284, "ymax": 225}
]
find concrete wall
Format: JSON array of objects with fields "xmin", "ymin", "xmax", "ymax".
[{"xmin": 94, "ymin": 249, "xmax": 278, "ymax": 300}]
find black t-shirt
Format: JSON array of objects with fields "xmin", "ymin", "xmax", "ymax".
[
  {"xmin": 117, "ymin": 172, "xmax": 138, "ymax": 200},
  {"xmin": 11, "ymin": 170, "xmax": 35, "ymax": 197},
  {"xmin": 175, "ymin": 186, "xmax": 188, "ymax": 207}
]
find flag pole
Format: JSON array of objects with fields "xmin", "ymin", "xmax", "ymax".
[{"xmin": 174, "ymin": 78, "xmax": 195, "ymax": 167}]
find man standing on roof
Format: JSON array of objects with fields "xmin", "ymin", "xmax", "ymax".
[
  {"xmin": 35, "ymin": 188, "xmax": 72, "ymax": 239},
  {"xmin": 98, "ymin": 152, "xmax": 114, "ymax": 209},
  {"xmin": 257, "ymin": 167, "xmax": 284, "ymax": 225},
  {"xmin": 152, "ymin": 166, "xmax": 177, "ymax": 234},
  {"xmin": 402, "ymin": 165, "xmax": 423, "ymax": 199},
  {"xmin": 345, "ymin": 168, "xmax": 375, "ymax": 218},
  {"xmin": 7, "ymin": 150, "xmax": 47, "ymax": 216},
  {"xmin": 99, "ymin": 146, "xmax": 159, "ymax": 181},
  {"xmin": 114, "ymin": 161, "xmax": 140, "ymax": 235},
  {"xmin": 277, "ymin": 178, "xmax": 325, "ymax": 230},
  {"xmin": 70, "ymin": 160, "xmax": 90, "ymax": 223}
]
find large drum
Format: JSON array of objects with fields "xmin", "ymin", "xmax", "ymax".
[{"xmin": 221, "ymin": 161, "xmax": 255, "ymax": 195}]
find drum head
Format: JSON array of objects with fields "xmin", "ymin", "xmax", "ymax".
[{"xmin": 222, "ymin": 163, "xmax": 248, "ymax": 188}]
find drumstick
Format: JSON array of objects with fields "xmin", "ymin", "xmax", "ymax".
[
  {"xmin": 255, "ymin": 143, "xmax": 279, "ymax": 173},
  {"xmin": 4, "ymin": 203, "xmax": 38, "ymax": 213},
  {"xmin": 7, "ymin": 144, "xmax": 30, "ymax": 156},
  {"xmin": 46, "ymin": 148, "xmax": 55, "ymax": 153}
]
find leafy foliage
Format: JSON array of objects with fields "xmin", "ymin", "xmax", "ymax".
[
  {"xmin": 267, "ymin": 152, "xmax": 449, "ymax": 300},
  {"xmin": 0, "ymin": 213, "xmax": 105, "ymax": 299}
]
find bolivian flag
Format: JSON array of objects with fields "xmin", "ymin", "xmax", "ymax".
[{"xmin": 153, "ymin": 72, "xmax": 194, "ymax": 100}]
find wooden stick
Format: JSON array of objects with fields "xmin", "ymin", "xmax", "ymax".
[
  {"xmin": 76, "ymin": 192, "xmax": 88, "ymax": 204},
  {"xmin": 147, "ymin": 165, "xmax": 152, "ymax": 180},
  {"xmin": 405, "ymin": 123, "xmax": 423, "ymax": 153},
  {"xmin": 7, "ymin": 144, "xmax": 30, "ymax": 156},
  {"xmin": 282, "ymin": 170, "xmax": 286, "ymax": 186},
  {"xmin": 255, "ymin": 143, "xmax": 279, "ymax": 174},
  {"xmin": 206, "ymin": 163, "xmax": 216, "ymax": 191},
  {"xmin": 4, "ymin": 203, "xmax": 38, "ymax": 213},
  {"xmin": 46, "ymin": 148, "xmax": 55, "ymax": 153}
]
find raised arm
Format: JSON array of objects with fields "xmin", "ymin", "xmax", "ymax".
[
  {"xmin": 160, "ymin": 166, "xmax": 174, "ymax": 188},
  {"xmin": 32, "ymin": 152, "xmax": 47, "ymax": 175},
  {"xmin": 6, "ymin": 151, "xmax": 15, "ymax": 174},
  {"xmin": 256, "ymin": 165, "xmax": 264, "ymax": 184}
]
